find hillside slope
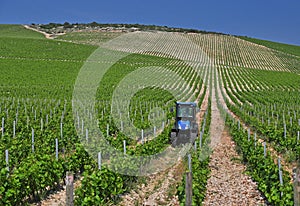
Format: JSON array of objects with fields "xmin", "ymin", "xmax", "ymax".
[
  {"xmin": 239, "ymin": 36, "xmax": 300, "ymax": 57},
  {"xmin": 0, "ymin": 24, "xmax": 299, "ymax": 206},
  {"xmin": 0, "ymin": 24, "xmax": 45, "ymax": 39}
]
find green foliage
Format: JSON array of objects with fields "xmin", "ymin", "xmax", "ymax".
[
  {"xmin": 1, "ymin": 153, "xmax": 63, "ymax": 205},
  {"xmin": 0, "ymin": 35, "xmax": 96, "ymax": 99},
  {"xmin": 75, "ymin": 166, "xmax": 129, "ymax": 206},
  {"xmin": 40, "ymin": 23, "xmax": 63, "ymax": 30},
  {"xmin": 0, "ymin": 37, "xmax": 96, "ymax": 61}
]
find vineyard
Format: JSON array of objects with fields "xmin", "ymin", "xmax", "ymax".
[{"xmin": 0, "ymin": 24, "xmax": 299, "ymax": 205}]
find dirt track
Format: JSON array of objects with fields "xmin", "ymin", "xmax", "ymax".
[
  {"xmin": 203, "ymin": 129, "xmax": 268, "ymax": 205},
  {"xmin": 23, "ymin": 25, "xmax": 65, "ymax": 39}
]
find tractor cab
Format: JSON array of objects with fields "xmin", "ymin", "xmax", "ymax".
[
  {"xmin": 176, "ymin": 103, "xmax": 196, "ymax": 130},
  {"xmin": 170, "ymin": 102, "xmax": 199, "ymax": 146}
]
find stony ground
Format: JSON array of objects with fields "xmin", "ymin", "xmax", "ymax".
[
  {"xmin": 30, "ymin": 177, "xmax": 82, "ymax": 206},
  {"xmin": 118, "ymin": 161, "xmax": 184, "ymax": 206},
  {"xmin": 202, "ymin": 129, "xmax": 269, "ymax": 206}
]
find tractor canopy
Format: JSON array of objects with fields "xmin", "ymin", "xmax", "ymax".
[
  {"xmin": 175, "ymin": 102, "xmax": 197, "ymax": 130},
  {"xmin": 176, "ymin": 102, "xmax": 196, "ymax": 117}
]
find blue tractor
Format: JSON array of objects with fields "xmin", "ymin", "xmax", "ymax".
[{"xmin": 170, "ymin": 102, "xmax": 199, "ymax": 146}]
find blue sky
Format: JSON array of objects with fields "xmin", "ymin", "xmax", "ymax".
[{"xmin": 0, "ymin": 0, "xmax": 299, "ymax": 45}]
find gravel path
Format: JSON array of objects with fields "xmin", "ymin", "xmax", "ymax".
[
  {"xmin": 118, "ymin": 161, "xmax": 184, "ymax": 206},
  {"xmin": 30, "ymin": 188, "xmax": 66, "ymax": 206},
  {"xmin": 202, "ymin": 129, "xmax": 268, "ymax": 206},
  {"xmin": 30, "ymin": 177, "xmax": 82, "ymax": 206},
  {"xmin": 23, "ymin": 25, "xmax": 65, "ymax": 39}
]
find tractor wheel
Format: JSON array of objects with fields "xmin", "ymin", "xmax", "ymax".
[
  {"xmin": 171, "ymin": 138, "xmax": 178, "ymax": 147},
  {"xmin": 170, "ymin": 132, "xmax": 176, "ymax": 141}
]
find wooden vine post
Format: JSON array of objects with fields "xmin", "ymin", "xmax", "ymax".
[
  {"xmin": 185, "ymin": 172, "xmax": 193, "ymax": 206},
  {"xmin": 185, "ymin": 154, "xmax": 193, "ymax": 206},
  {"xmin": 66, "ymin": 171, "xmax": 74, "ymax": 206},
  {"xmin": 294, "ymin": 166, "xmax": 300, "ymax": 206}
]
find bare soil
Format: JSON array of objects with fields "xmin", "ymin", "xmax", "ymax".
[{"xmin": 30, "ymin": 177, "xmax": 82, "ymax": 206}]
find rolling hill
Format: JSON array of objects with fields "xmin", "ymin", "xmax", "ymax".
[{"xmin": 0, "ymin": 24, "xmax": 299, "ymax": 206}]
